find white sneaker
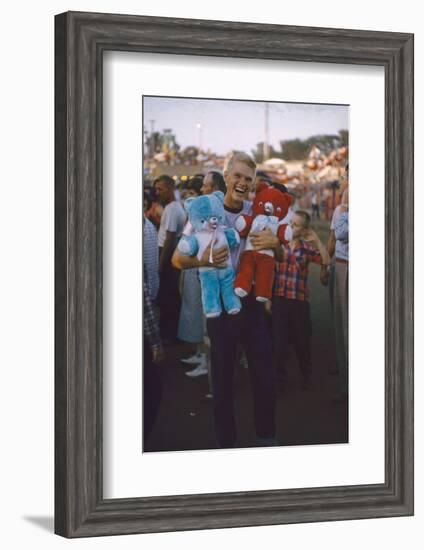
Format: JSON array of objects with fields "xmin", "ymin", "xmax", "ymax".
[
  {"xmin": 186, "ymin": 361, "xmax": 208, "ymax": 378},
  {"xmin": 181, "ymin": 352, "xmax": 205, "ymax": 365}
]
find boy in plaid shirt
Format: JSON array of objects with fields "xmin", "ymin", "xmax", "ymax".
[{"xmin": 272, "ymin": 210, "xmax": 330, "ymax": 390}]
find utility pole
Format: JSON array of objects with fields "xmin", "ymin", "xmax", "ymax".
[
  {"xmin": 149, "ymin": 119, "xmax": 155, "ymax": 157},
  {"xmin": 143, "ymin": 125, "xmax": 149, "ymax": 166},
  {"xmin": 196, "ymin": 122, "xmax": 202, "ymax": 153},
  {"xmin": 263, "ymin": 102, "xmax": 269, "ymax": 162}
]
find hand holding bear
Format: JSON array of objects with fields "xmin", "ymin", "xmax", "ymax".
[{"xmin": 199, "ymin": 243, "xmax": 229, "ymax": 268}]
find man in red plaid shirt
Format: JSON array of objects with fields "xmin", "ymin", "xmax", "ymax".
[{"xmin": 272, "ymin": 210, "xmax": 330, "ymax": 390}]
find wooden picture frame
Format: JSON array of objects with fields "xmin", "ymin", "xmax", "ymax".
[{"xmin": 54, "ymin": 11, "xmax": 414, "ymax": 538}]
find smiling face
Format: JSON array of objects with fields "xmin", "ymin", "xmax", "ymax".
[{"xmin": 224, "ymin": 160, "xmax": 255, "ymax": 208}]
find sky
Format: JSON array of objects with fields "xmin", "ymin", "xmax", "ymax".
[{"xmin": 143, "ymin": 95, "xmax": 349, "ymax": 156}]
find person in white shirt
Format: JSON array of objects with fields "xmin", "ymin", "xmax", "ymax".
[
  {"xmin": 332, "ymin": 188, "xmax": 349, "ymax": 400},
  {"xmin": 154, "ymin": 175, "xmax": 187, "ymax": 342},
  {"xmin": 325, "ymin": 165, "xmax": 349, "ymax": 397},
  {"xmin": 176, "ymin": 177, "xmax": 210, "ymax": 377}
]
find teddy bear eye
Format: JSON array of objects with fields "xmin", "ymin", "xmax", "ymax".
[
  {"xmin": 259, "ymin": 201, "xmax": 263, "ymax": 207},
  {"xmin": 201, "ymin": 219, "xmax": 205, "ymax": 223},
  {"xmin": 277, "ymin": 207, "xmax": 281, "ymax": 212}
]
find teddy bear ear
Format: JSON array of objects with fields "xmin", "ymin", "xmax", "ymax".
[
  {"xmin": 183, "ymin": 196, "xmax": 195, "ymax": 214},
  {"xmin": 213, "ymin": 191, "xmax": 225, "ymax": 203},
  {"xmin": 255, "ymin": 181, "xmax": 270, "ymax": 195}
]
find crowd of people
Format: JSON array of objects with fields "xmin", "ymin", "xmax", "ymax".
[{"xmin": 143, "ymin": 152, "xmax": 349, "ymax": 448}]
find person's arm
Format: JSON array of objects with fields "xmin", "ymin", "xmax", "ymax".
[
  {"xmin": 249, "ymin": 228, "xmax": 284, "ymax": 261},
  {"xmin": 302, "ymin": 228, "xmax": 331, "ymax": 266},
  {"xmin": 320, "ymin": 264, "xmax": 329, "ymax": 286},
  {"xmin": 159, "ymin": 230, "xmax": 176, "ymax": 273},
  {"xmin": 327, "ymin": 230, "xmax": 336, "ymax": 258},
  {"xmin": 315, "ymin": 239, "xmax": 331, "ymax": 266},
  {"xmin": 172, "ymin": 243, "xmax": 229, "ymax": 270}
]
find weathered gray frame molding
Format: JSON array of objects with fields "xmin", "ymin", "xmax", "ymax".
[{"xmin": 55, "ymin": 11, "xmax": 414, "ymax": 538}]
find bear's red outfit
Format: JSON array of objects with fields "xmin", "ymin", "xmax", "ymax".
[
  {"xmin": 236, "ymin": 251, "xmax": 276, "ymax": 301},
  {"xmin": 234, "ymin": 183, "xmax": 293, "ymax": 302}
]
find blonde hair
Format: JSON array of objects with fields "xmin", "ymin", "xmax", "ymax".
[{"xmin": 223, "ymin": 151, "xmax": 256, "ymax": 174}]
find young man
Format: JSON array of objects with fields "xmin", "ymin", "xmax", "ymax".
[
  {"xmin": 172, "ymin": 152, "xmax": 281, "ymax": 448},
  {"xmin": 154, "ymin": 175, "xmax": 187, "ymax": 342},
  {"xmin": 272, "ymin": 211, "xmax": 330, "ymax": 390}
]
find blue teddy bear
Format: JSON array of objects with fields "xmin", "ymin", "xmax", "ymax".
[{"xmin": 178, "ymin": 191, "xmax": 241, "ymax": 318}]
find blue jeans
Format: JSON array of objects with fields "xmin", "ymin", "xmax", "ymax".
[{"xmin": 207, "ymin": 295, "xmax": 276, "ymax": 448}]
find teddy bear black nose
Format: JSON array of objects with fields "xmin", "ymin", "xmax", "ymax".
[{"xmin": 264, "ymin": 202, "xmax": 274, "ymax": 214}]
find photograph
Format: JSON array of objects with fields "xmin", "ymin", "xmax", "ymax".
[
  {"xmin": 51, "ymin": 8, "xmax": 413, "ymax": 538},
  {"xmin": 142, "ymin": 96, "xmax": 350, "ymax": 452}
]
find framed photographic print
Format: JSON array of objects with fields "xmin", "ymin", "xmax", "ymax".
[{"xmin": 55, "ymin": 11, "xmax": 414, "ymax": 538}]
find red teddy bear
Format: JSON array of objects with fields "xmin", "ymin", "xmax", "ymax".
[{"xmin": 234, "ymin": 182, "xmax": 293, "ymax": 302}]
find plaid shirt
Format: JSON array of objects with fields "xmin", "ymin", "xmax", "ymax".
[
  {"xmin": 143, "ymin": 281, "xmax": 161, "ymax": 351},
  {"xmin": 143, "ymin": 216, "xmax": 159, "ymax": 300},
  {"xmin": 274, "ymin": 241, "xmax": 322, "ymax": 301}
]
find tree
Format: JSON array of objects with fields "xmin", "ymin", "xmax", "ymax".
[
  {"xmin": 145, "ymin": 130, "xmax": 181, "ymax": 157},
  {"xmin": 180, "ymin": 146, "xmax": 199, "ymax": 162},
  {"xmin": 338, "ymin": 129, "xmax": 349, "ymax": 147},
  {"xmin": 251, "ymin": 142, "xmax": 284, "ymax": 163},
  {"xmin": 278, "ymin": 138, "xmax": 309, "ymax": 160},
  {"xmin": 277, "ymin": 130, "xmax": 349, "ymax": 160}
]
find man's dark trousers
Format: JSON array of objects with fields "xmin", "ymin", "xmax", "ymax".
[
  {"xmin": 157, "ymin": 247, "xmax": 181, "ymax": 342},
  {"xmin": 207, "ymin": 295, "xmax": 276, "ymax": 448}
]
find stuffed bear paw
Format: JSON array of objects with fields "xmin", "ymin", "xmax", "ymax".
[
  {"xmin": 234, "ymin": 287, "xmax": 248, "ymax": 298},
  {"xmin": 206, "ymin": 310, "xmax": 221, "ymax": 319}
]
